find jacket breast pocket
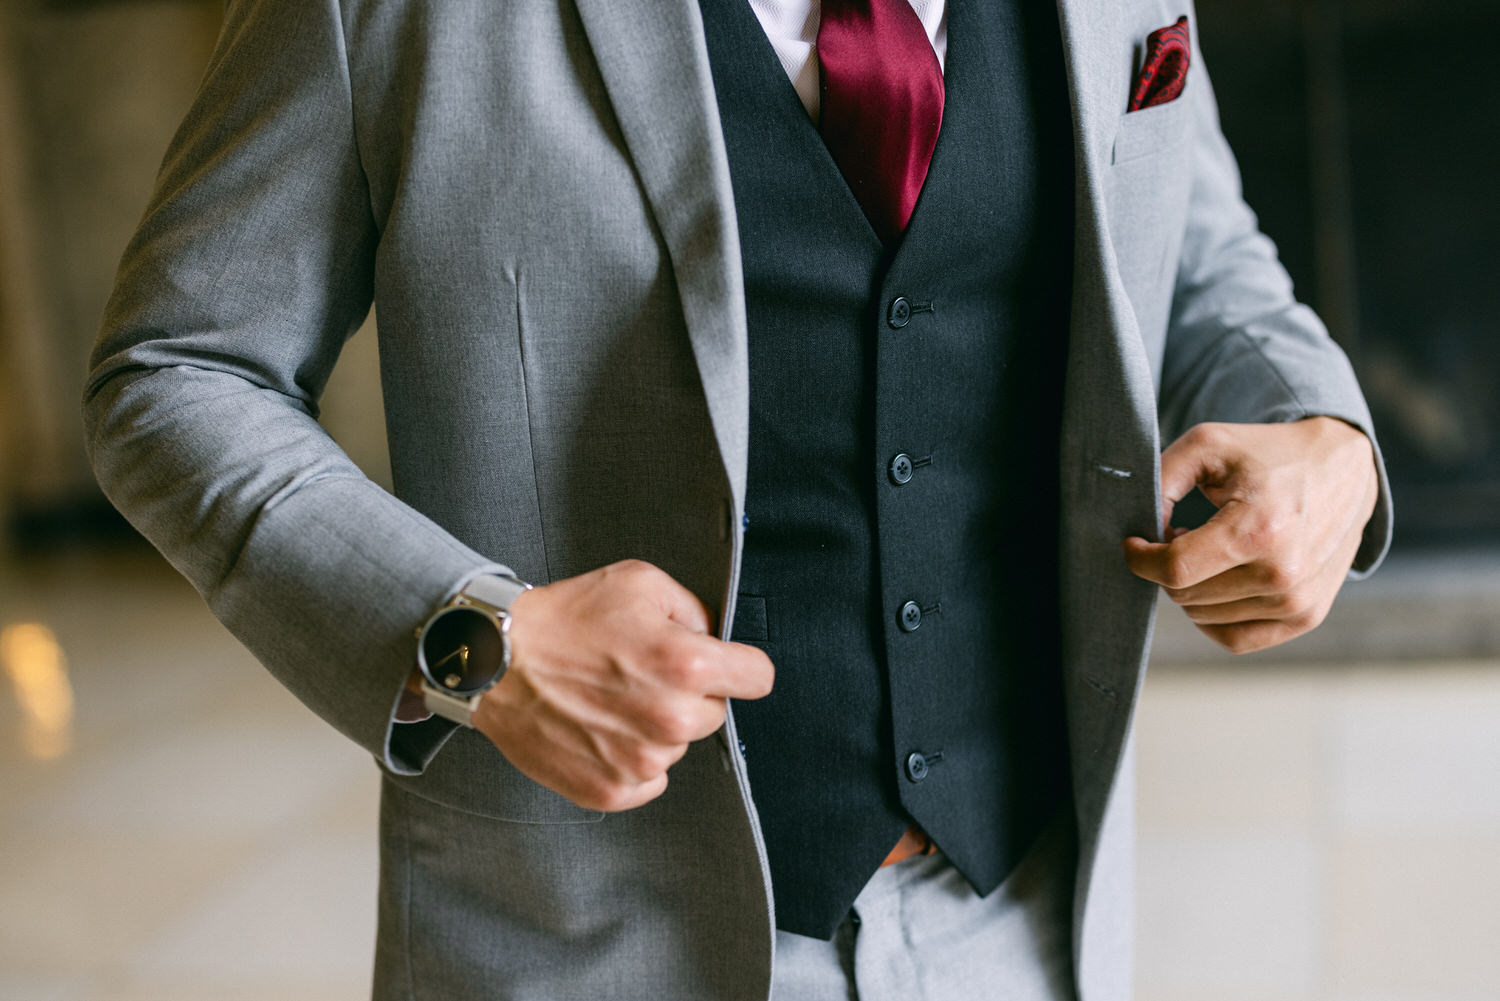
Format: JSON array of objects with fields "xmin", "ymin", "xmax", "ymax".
[
  {"xmin": 1104, "ymin": 83, "xmax": 1196, "ymax": 349},
  {"xmin": 1112, "ymin": 88, "xmax": 1193, "ymax": 165}
]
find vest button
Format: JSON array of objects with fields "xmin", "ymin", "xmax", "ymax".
[
  {"xmin": 889, "ymin": 453, "xmax": 914, "ymax": 484},
  {"xmin": 887, "ymin": 297, "xmax": 911, "ymax": 329},
  {"xmin": 898, "ymin": 600, "xmax": 922, "ymax": 632},
  {"xmin": 905, "ymin": 751, "xmax": 929, "ymax": 782}
]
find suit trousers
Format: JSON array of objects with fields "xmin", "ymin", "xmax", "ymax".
[{"xmin": 771, "ymin": 811, "xmax": 1079, "ymax": 1001}]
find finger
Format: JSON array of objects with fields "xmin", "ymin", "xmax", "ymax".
[
  {"xmin": 1160, "ymin": 561, "xmax": 1282, "ymax": 606},
  {"xmin": 595, "ymin": 730, "xmax": 697, "ymax": 785},
  {"xmin": 1195, "ymin": 618, "xmax": 1305, "ymax": 656},
  {"xmin": 642, "ymin": 629, "xmax": 773, "ymax": 700},
  {"xmin": 1123, "ymin": 514, "xmax": 1250, "ymax": 590},
  {"xmin": 690, "ymin": 639, "xmax": 774, "ymax": 702},
  {"xmin": 654, "ymin": 576, "xmax": 712, "ymax": 635},
  {"xmin": 710, "ymin": 641, "xmax": 775, "ymax": 700},
  {"xmin": 1179, "ymin": 591, "xmax": 1315, "ymax": 626},
  {"xmin": 1158, "ymin": 423, "xmax": 1233, "ymax": 508},
  {"xmin": 633, "ymin": 690, "xmax": 730, "ymax": 744},
  {"xmin": 576, "ymin": 772, "xmax": 670, "ymax": 814},
  {"xmin": 662, "ymin": 632, "xmax": 775, "ymax": 701}
]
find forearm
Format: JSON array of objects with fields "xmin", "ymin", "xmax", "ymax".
[
  {"xmin": 1157, "ymin": 53, "xmax": 1391, "ymax": 574},
  {"xmin": 81, "ymin": 0, "xmax": 509, "ymax": 771},
  {"xmin": 84, "ymin": 364, "xmax": 507, "ymax": 771}
]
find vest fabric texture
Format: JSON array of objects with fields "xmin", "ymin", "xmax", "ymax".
[{"xmin": 700, "ymin": 0, "xmax": 1077, "ymax": 939}]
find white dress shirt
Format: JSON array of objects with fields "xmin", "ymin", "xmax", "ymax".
[{"xmin": 747, "ymin": 0, "xmax": 950, "ymax": 120}]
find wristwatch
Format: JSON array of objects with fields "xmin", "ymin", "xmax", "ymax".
[{"xmin": 415, "ymin": 573, "xmax": 532, "ymax": 726}]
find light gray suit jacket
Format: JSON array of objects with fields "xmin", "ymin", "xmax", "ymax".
[{"xmin": 85, "ymin": 0, "xmax": 1391, "ymax": 997}]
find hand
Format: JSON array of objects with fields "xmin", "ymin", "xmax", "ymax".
[
  {"xmin": 472, "ymin": 559, "xmax": 775, "ymax": 812},
  {"xmin": 1122, "ymin": 417, "xmax": 1378, "ymax": 654}
]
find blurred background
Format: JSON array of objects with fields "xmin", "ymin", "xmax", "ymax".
[{"xmin": 0, "ymin": 0, "xmax": 1496, "ymax": 998}]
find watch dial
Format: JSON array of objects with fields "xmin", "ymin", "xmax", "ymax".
[{"xmin": 420, "ymin": 607, "xmax": 503, "ymax": 695}]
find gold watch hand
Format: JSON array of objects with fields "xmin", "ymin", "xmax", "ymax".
[{"xmin": 432, "ymin": 644, "xmax": 470, "ymax": 687}]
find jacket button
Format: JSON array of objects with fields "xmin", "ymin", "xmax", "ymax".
[
  {"xmin": 887, "ymin": 297, "xmax": 911, "ymax": 329},
  {"xmin": 905, "ymin": 751, "xmax": 929, "ymax": 782},
  {"xmin": 889, "ymin": 453, "xmax": 913, "ymax": 484},
  {"xmin": 898, "ymin": 600, "xmax": 922, "ymax": 632}
]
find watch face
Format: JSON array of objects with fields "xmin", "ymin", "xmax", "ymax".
[{"xmin": 418, "ymin": 606, "xmax": 504, "ymax": 695}]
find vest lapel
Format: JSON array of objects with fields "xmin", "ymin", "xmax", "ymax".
[{"xmin": 572, "ymin": 0, "xmax": 751, "ymax": 507}]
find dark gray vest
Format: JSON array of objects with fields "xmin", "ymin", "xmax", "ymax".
[{"xmin": 700, "ymin": 0, "xmax": 1075, "ymax": 938}]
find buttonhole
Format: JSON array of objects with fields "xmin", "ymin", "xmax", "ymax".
[
  {"xmin": 1085, "ymin": 676, "xmax": 1118, "ymax": 700},
  {"xmin": 1095, "ymin": 465, "xmax": 1132, "ymax": 479},
  {"xmin": 920, "ymin": 601, "xmax": 941, "ymax": 617},
  {"xmin": 926, "ymin": 750, "xmax": 944, "ymax": 765},
  {"xmin": 912, "ymin": 455, "xmax": 935, "ymax": 470},
  {"xmin": 909, "ymin": 301, "xmax": 935, "ymax": 315}
]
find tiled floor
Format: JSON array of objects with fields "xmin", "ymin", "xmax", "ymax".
[
  {"xmin": 0, "ymin": 547, "xmax": 380, "ymax": 1001},
  {"xmin": 2, "ymin": 545, "xmax": 1498, "ymax": 1000},
  {"xmin": 1135, "ymin": 662, "xmax": 1500, "ymax": 1001}
]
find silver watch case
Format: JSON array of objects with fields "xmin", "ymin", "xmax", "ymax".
[{"xmin": 415, "ymin": 574, "xmax": 531, "ymax": 726}]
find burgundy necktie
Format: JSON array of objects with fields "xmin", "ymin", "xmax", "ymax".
[{"xmin": 817, "ymin": 0, "xmax": 945, "ymax": 242}]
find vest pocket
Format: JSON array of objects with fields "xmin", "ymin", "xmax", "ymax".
[{"xmin": 730, "ymin": 594, "xmax": 770, "ymax": 644}]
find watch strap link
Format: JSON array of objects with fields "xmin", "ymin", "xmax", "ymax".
[
  {"xmin": 423, "ymin": 685, "xmax": 482, "ymax": 725},
  {"xmin": 461, "ymin": 572, "xmax": 531, "ymax": 612}
]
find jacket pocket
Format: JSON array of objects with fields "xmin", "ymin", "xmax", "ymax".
[
  {"xmin": 1112, "ymin": 86, "xmax": 1193, "ymax": 165},
  {"xmin": 385, "ymin": 727, "xmax": 604, "ymax": 824}
]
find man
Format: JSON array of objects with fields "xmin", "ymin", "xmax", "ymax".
[{"xmin": 84, "ymin": 0, "xmax": 1388, "ymax": 997}]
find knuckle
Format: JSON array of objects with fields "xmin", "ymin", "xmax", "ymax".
[
  {"xmin": 1238, "ymin": 520, "xmax": 1275, "ymax": 557},
  {"xmin": 621, "ymin": 742, "xmax": 668, "ymax": 780},
  {"xmin": 1263, "ymin": 560, "xmax": 1301, "ymax": 593},
  {"xmin": 1205, "ymin": 624, "xmax": 1261, "ymax": 655},
  {"xmin": 594, "ymin": 786, "xmax": 635, "ymax": 813},
  {"xmin": 1268, "ymin": 590, "xmax": 1300, "ymax": 616},
  {"xmin": 1281, "ymin": 587, "xmax": 1322, "ymax": 620},
  {"xmin": 1165, "ymin": 585, "xmax": 1194, "ymax": 605},
  {"xmin": 647, "ymin": 702, "xmax": 700, "ymax": 744},
  {"xmin": 662, "ymin": 648, "xmax": 708, "ymax": 690},
  {"xmin": 613, "ymin": 558, "xmax": 662, "ymax": 590},
  {"xmin": 1293, "ymin": 602, "xmax": 1328, "ymax": 632},
  {"xmin": 1225, "ymin": 632, "xmax": 1260, "ymax": 655},
  {"xmin": 1186, "ymin": 422, "xmax": 1228, "ymax": 451},
  {"xmin": 576, "ymin": 778, "xmax": 626, "ymax": 812},
  {"xmin": 1161, "ymin": 555, "xmax": 1194, "ymax": 590},
  {"xmin": 703, "ymin": 697, "xmax": 730, "ymax": 729},
  {"xmin": 585, "ymin": 780, "xmax": 639, "ymax": 816}
]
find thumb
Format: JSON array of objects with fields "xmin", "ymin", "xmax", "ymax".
[{"xmin": 1159, "ymin": 423, "xmax": 1239, "ymax": 511}]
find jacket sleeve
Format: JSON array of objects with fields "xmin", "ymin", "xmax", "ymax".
[
  {"xmin": 1156, "ymin": 47, "xmax": 1392, "ymax": 576},
  {"xmin": 82, "ymin": 0, "xmax": 499, "ymax": 773}
]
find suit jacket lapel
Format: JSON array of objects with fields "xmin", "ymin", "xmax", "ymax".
[
  {"xmin": 573, "ymin": 0, "xmax": 750, "ymax": 508},
  {"xmin": 1052, "ymin": 0, "xmax": 1167, "ymax": 971}
]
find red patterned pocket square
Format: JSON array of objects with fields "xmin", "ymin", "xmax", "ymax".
[{"xmin": 1128, "ymin": 15, "xmax": 1190, "ymax": 112}]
